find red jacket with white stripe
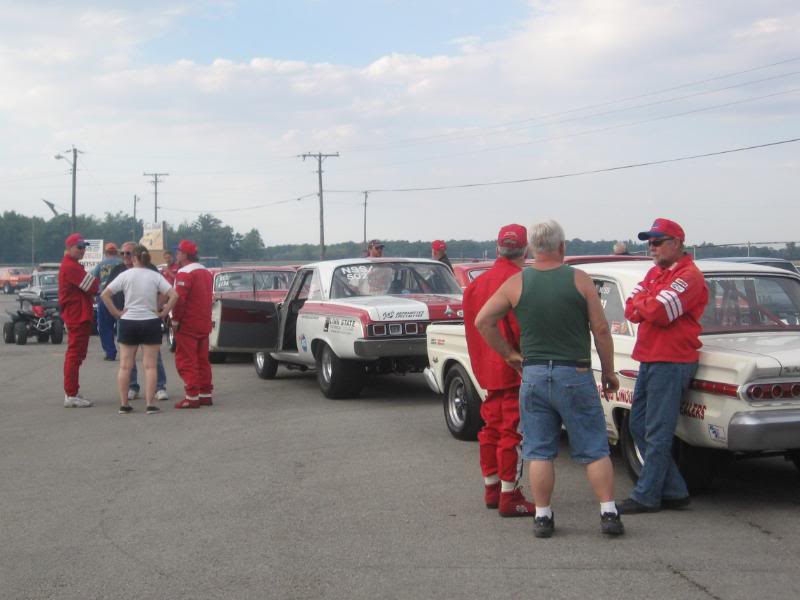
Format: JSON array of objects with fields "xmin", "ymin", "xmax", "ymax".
[
  {"xmin": 463, "ymin": 256, "xmax": 522, "ymax": 390},
  {"xmin": 58, "ymin": 254, "xmax": 99, "ymax": 327},
  {"xmin": 625, "ymin": 254, "xmax": 708, "ymax": 363},
  {"xmin": 172, "ymin": 262, "xmax": 213, "ymax": 337}
]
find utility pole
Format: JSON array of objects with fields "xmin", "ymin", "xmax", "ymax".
[
  {"xmin": 362, "ymin": 191, "xmax": 369, "ymax": 254},
  {"xmin": 54, "ymin": 146, "xmax": 82, "ymax": 233},
  {"xmin": 143, "ymin": 172, "xmax": 168, "ymax": 222},
  {"xmin": 132, "ymin": 194, "xmax": 141, "ymax": 241},
  {"xmin": 31, "ymin": 219, "xmax": 35, "ymax": 267},
  {"xmin": 298, "ymin": 152, "xmax": 339, "ymax": 259}
]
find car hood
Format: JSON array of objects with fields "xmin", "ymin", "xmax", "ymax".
[
  {"xmin": 701, "ymin": 331, "xmax": 800, "ymax": 378},
  {"xmin": 327, "ymin": 294, "xmax": 463, "ymax": 322}
]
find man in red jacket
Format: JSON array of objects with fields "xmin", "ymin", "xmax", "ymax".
[
  {"xmin": 463, "ymin": 224, "xmax": 535, "ymax": 517},
  {"xmin": 171, "ymin": 240, "xmax": 214, "ymax": 409},
  {"xmin": 59, "ymin": 233, "xmax": 100, "ymax": 407},
  {"xmin": 618, "ymin": 218, "xmax": 708, "ymax": 514}
]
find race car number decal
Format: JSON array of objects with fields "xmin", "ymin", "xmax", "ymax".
[{"xmin": 340, "ymin": 265, "xmax": 370, "ymax": 280}]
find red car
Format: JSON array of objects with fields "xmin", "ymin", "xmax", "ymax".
[
  {"xmin": 210, "ymin": 266, "xmax": 297, "ymax": 303},
  {"xmin": 451, "ymin": 255, "xmax": 650, "ymax": 288},
  {"xmin": 0, "ymin": 267, "xmax": 33, "ymax": 295}
]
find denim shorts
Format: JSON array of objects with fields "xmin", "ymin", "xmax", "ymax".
[{"xmin": 519, "ymin": 364, "xmax": 609, "ymax": 464}]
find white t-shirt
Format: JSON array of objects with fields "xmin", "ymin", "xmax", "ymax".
[{"xmin": 106, "ymin": 267, "xmax": 172, "ymax": 321}]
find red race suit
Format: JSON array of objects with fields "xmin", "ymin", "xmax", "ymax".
[
  {"xmin": 172, "ymin": 262, "xmax": 214, "ymax": 398},
  {"xmin": 161, "ymin": 262, "xmax": 179, "ymax": 286},
  {"xmin": 58, "ymin": 255, "xmax": 99, "ymax": 396},
  {"xmin": 625, "ymin": 253, "xmax": 708, "ymax": 363},
  {"xmin": 462, "ymin": 256, "xmax": 523, "ymax": 484}
]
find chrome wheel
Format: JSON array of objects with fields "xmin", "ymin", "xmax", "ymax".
[
  {"xmin": 255, "ymin": 351, "xmax": 265, "ymax": 370},
  {"xmin": 321, "ymin": 347, "xmax": 333, "ymax": 383},
  {"xmin": 447, "ymin": 377, "xmax": 467, "ymax": 430}
]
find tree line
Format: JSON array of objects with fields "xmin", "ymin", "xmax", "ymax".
[{"xmin": 1, "ymin": 210, "xmax": 796, "ymax": 265}]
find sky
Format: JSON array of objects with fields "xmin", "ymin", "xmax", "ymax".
[{"xmin": 0, "ymin": 0, "xmax": 798, "ymax": 247}]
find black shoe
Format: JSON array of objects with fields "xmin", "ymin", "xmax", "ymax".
[
  {"xmin": 617, "ymin": 498, "xmax": 660, "ymax": 514},
  {"xmin": 145, "ymin": 406, "xmax": 160, "ymax": 415},
  {"xmin": 661, "ymin": 496, "xmax": 691, "ymax": 510},
  {"xmin": 104, "ymin": 356, "xmax": 116, "ymax": 361},
  {"xmin": 533, "ymin": 514, "xmax": 555, "ymax": 538},
  {"xmin": 601, "ymin": 512, "xmax": 625, "ymax": 536},
  {"xmin": 118, "ymin": 405, "xmax": 133, "ymax": 414}
]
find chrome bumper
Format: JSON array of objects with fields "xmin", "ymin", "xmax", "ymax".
[
  {"xmin": 353, "ymin": 337, "xmax": 427, "ymax": 359},
  {"xmin": 423, "ymin": 367, "xmax": 442, "ymax": 395},
  {"xmin": 728, "ymin": 409, "xmax": 800, "ymax": 451}
]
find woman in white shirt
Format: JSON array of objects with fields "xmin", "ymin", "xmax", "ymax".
[{"xmin": 101, "ymin": 245, "xmax": 178, "ymax": 414}]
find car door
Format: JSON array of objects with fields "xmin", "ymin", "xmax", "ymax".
[
  {"xmin": 276, "ymin": 268, "xmax": 316, "ymax": 354},
  {"xmin": 210, "ymin": 297, "xmax": 280, "ymax": 353}
]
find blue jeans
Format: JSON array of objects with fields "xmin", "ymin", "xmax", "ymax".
[
  {"xmin": 96, "ymin": 299, "xmax": 117, "ymax": 359},
  {"xmin": 129, "ymin": 349, "xmax": 167, "ymax": 392},
  {"xmin": 519, "ymin": 364, "xmax": 609, "ymax": 464},
  {"xmin": 629, "ymin": 361, "xmax": 697, "ymax": 507}
]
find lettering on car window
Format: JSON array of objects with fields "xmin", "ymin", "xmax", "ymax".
[{"xmin": 595, "ymin": 279, "xmax": 630, "ymax": 336}]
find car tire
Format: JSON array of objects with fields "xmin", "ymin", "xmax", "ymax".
[
  {"xmin": 3, "ymin": 322, "xmax": 15, "ymax": 344},
  {"xmin": 254, "ymin": 351, "xmax": 279, "ymax": 379},
  {"xmin": 316, "ymin": 342, "xmax": 364, "ymax": 399},
  {"xmin": 209, "ymin": 351, "xmax": 227, "ymax": 364},
  {"xmin": 37, "ymin": 332, "xmax": 50, "ymax": 343},
  {"xmin": 3, "ymin": 283, "xmax": 11, "ymax": 294},
  {"xmin": 790, "ymin": 452, "xmax": 800, "ymax": 473},
  {"xmin": 443, "ymin": 364, "xmax": 484, "ymax": 441},
  {"xmin": 50, "ymin": 319, "xmax": 64, "ymax": 344},
  {"xmin": 619, "ymin": 410, "xmax": 644, "ymax": 482},
  {"xmin": 14, "ymin": 322, "xmax": 27, "ymax": 345},
  {"xmin": 675, "ymin": 440, "xmax": 721, "ymax": 494}
]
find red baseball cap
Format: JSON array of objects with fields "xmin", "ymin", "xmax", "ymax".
[
  {"xmin": 431, "ymin": 240, "xmax": 447, "ymax": 252},
  {"xmin": 177, "ymin": 240, "xmax": 198, "ymax": 255},
  {"xmin": 637, "ymin": 218, "xmax": 685, "ymax": 242},
  {"xmin": 497, "ymin": 224, "xmax": 528, "ymax": 249},
  {"xmin": 65, "ymin": 233, "xmax": 88, "ymax": 248}
]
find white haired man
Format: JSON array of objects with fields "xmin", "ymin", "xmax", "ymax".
[{"xmin": 476, "ymin": 220, "xmax": 624, "ymax": 538}]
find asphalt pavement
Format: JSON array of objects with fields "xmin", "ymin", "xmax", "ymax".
[{"xmin": 1, "ymin": 293, "xmax": 799, "ymax": 600}]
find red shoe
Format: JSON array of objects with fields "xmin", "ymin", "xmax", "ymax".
[
  {"xmin": 498, "ymin": 488, "xmax": 536, "ymax": 517},
  {"xmin": 484, "ymin": 482, "xmax": 501, "ymax": 509},
  {"xmin": 174, "ymin": 398, "xmax": 200, "ymax": 409},
  {"xmin": 198, "ymin": 394, "xmax": 213, "ymax": 406}
]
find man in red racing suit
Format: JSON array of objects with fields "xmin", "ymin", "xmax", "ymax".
[
  {"xmin": 171, "ymin": 240, "xmax": 214, "ymax": 409},
  {"xmin": 59, "ymin": 233, "xmax": 100, "ymax": 407},
  {"xmin": 617, "ymin": 218, "xmax": 708, "ymax": 514},
  {"xmin": 462, "ymin": 224, "xmax": 535, "ymax": 517}
]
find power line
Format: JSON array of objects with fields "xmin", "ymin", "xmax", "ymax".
[
  {"xmin": 159, "ymin": 192, "xmax": 318, "ymax": 214},
  {"xmin": 342, "ymin": 55, "xmax": 800, "ymax": 152},
  {"xmin": 335, "ymin": 86, "xmax": 800, "ymax": 173},
  {"xmin": 329, "ymin": 136, "xmax": 800, "ymax": 194}
]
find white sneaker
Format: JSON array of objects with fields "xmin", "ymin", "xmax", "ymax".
[
  {"xmin": 64, "ymin": 395, "xmax": 93, "ymax": 408},
  {"xmin": 155, "ymin": 389, "xmax": 169, "ymax": 401},
  {"xmin": 127, "ymin": 389, "xmax": 140, "ymax": 401}
]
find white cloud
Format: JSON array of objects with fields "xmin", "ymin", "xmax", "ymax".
[{"xmin": 0, "ymin": 0, "xmax": 798, "ymax": 246}]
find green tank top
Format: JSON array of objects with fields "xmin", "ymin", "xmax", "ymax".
[{"xmin": 513, "ymin": 265, "xmax": 591, "ymax": 365}]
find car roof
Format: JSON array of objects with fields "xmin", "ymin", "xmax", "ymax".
[
  {"xmin": 211, "ymin": 265, "xmax": 296, "ymax": 273},
  {"xmin": 698, "ymin": 256, "xmax": 792, "ymax": 263},
  {"xmin": 577, "ymin": 259, "xmax": 800, "ymax": 279}
]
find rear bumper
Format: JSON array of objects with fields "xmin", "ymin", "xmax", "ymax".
[
  {"xmin": 423, "ymin": 367, "xmax": 442, "ymax": 394},
  {"xmin": 353, "ymin": 337, "xmax": 427, "ymax": 358},
  {"xmin": 728, "ymin": 409, "xmax": 800, "ymax": 451}
]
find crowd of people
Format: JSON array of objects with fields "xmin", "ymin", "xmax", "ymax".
[
  {"xmin": 58, "ymin": 234, "xmax": 214, "ymax": 414},
  {"xmin": 468, "ymin": 217, "xmax": 707, "ymax": 538}
]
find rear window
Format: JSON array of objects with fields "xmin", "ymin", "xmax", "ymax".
[
  {"xmin": 215, "ymin": 271, "xmax": 253, "ymax": 293},
  {"xmin": 254, "ymin": 270, "xmax": 293, "ymax": 291},
  {"xmin": 331, "ymin": 262, "xmax": 462, "ymax": 298},
  {"xmin": 701, "ymin": 275, "xmax": 800, "ymax": 333}
]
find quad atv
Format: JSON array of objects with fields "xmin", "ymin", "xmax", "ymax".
[{"xmin": 3, "ymin": 297, "xmax": 64, "ymax": 345}]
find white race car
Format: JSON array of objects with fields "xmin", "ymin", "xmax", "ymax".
[
  {"xmin": 425, "ymin": 260, "xmax": 800, "ymax": 491},
  {"xmin": 215, "ymin": 258, "xmax": 464, "ymax": 398}
]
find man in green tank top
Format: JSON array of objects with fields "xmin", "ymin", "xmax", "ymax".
[{"xmin": 476, "ymin": 220, "xmax": 624, "ymax": 538}]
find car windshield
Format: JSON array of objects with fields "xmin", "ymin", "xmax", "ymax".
[
  {"xmin": 701, "ymin": 274, "xmax": 800, "ymax": 333},
  {"xmin": 38, "ymin": 273, "xmax": 57, "ymax": 286},
  {"xmin": 331, "ymin": 262, "xmax": 462, "ymax": 298},
  {"xmin": 255, "ymin": 270, "xmax": 293, "ymax": 291}
]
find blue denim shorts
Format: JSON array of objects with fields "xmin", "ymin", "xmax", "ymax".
[{"xmin": 519, "ymin": 364, "xmax": 609, "ymax": 464}]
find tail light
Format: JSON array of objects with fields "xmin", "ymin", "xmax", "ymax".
[
  {"xmin": 689, "ymin": 379, "xmax": 739, "ymax": 398},
  {"xmin": 745, "ymin": 381, "xmax": 800, "ymax": 401},
  {"xmin": 368, "ymin": 321, "xmax": 428, "ymax": 337}
]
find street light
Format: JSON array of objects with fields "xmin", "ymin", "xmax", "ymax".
[{"xmin": 54, "ymin": 146, "xmax": 81, "ymax": 233}]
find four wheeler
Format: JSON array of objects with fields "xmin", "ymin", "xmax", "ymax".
[{"xmin": 3, "ymin": 298, "xmax": 64, "ymax": 345}]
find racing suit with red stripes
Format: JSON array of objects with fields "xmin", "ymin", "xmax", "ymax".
[
  {"xmin": 172, "ymin": 262, "xmax": 214, "ymax": 398},
  {"xmin": 623, "ymin": 253, "xmax": 709, "ymax": 506},
  {"xmin": 58, "ymin": 255, "xmax": 99, "ymax": 396},
  {"xmin": 463, "ymin": 256, "xmax": 523, "ymax": 485}
]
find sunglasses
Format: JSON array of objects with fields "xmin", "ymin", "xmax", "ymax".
[{"xmin": 648, "ymin": 237, "xmax": 674, "ymax": 247}]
